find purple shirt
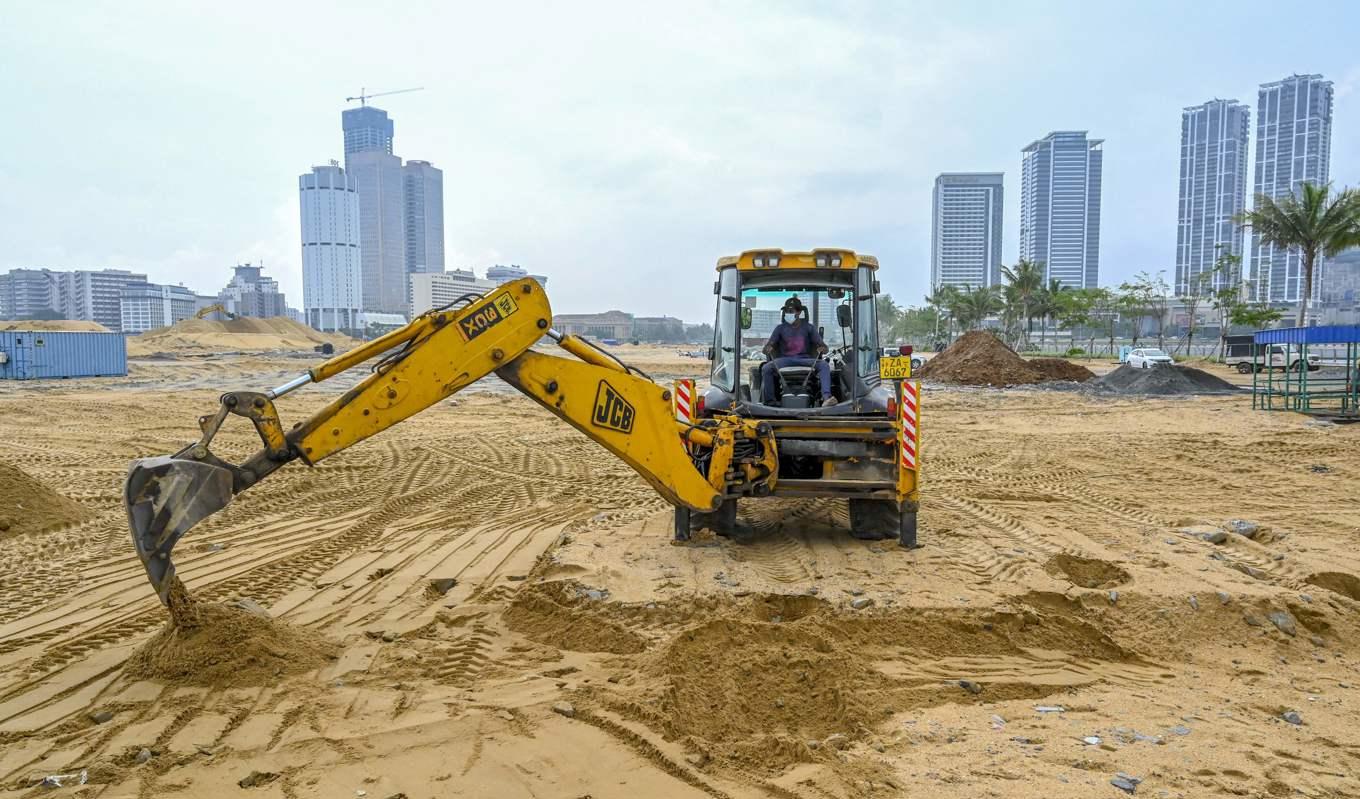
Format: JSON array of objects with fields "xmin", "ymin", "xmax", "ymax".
[{"xmin": 766, "ymin": 321, "xmax": 824, "ymax": 358}]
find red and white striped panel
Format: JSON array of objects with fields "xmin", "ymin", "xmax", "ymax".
[
  {"xmin": 899, "ymin": 380, "xmax": 919, "ymax": 470},
  {"xmin": 674, "ymin": 379, "xmax": 695, "ymax": 424}
]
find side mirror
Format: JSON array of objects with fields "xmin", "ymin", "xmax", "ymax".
[
  {"xmin": 707, "ymin": 346, "xmax": 715, "ymax": 361},
  {"xmin": 872, "ymin": 279, "xmax": 880, "ymax": 294},
  {"xmin": 836, "ymin": 304, "xmax": 852, "ymax": 329},
  {"xmin": 740, "ymin": 307, "xmax": 752, "ymax": 330},
  {"xmin": 713, "ymin": 281, "xmax": 720, "ymax": 295}
]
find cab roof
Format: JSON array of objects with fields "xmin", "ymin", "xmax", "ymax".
[{"xmin": 716, "ymin": 249, "xmax": 878, "ymax": 272}]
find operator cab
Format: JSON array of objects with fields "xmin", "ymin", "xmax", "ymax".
[{"xmin": 702, "ymin": 249, "xmax": 894, "ymax": 419}]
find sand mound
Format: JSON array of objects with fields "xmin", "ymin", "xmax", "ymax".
[
  {"xmin": 0, "ymin": 461, "xmax": 91, "ymax": 538},
  {"xmin": 0, "ymin": 320, "xmax": 110, "ymax": 332},
  {"xmin": 127, "ymin": 316, "xmax": 354, "ymax": 356},
  {"xmin": 653, "ymin": 617, "xmax": 882, "ymax": 753},
  {"xmin": 126, "ymin": 599, "xmax": 337, "ymax": 688},
  {"xmin": 1026, "ymin": 357, "xmax": 1095, "ymax": 382},
  {"xmin": 1091, "ymin": 364, "xmax": 1238, "ymax": 395},
  {"xmin": 915, "ymin": 331, "xmax": 1044, "ymax": 386},
  {"xmin": 505, "ymin": 582, "xmax": 648, "ymax": 654},
  {"xmin": 1044, "ymin": 553, "xmax": 1130, "ymax": 589}
]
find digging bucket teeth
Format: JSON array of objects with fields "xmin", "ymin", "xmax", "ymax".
[{"xmin": 124, "ymin": 456, "xmax": 234, "ymax": 606}]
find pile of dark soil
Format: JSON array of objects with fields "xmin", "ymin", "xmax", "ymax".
[
  {"xmin": 915, "ymin": 331, "xmax": 1043, "ymax": 386},
  {"xmin": 1027, "ymin": 358, "xmax": 1096, "ymax": 382},
  {"xmin": 1090, "ymin": 364, "xmax": 1238, "ymax": 395},
  {"xmin": 0, "ymin": 461, "xmax": 91, "ymax": 538}
]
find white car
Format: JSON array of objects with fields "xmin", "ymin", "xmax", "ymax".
[{"xmin": 1127, "ymin": 348, "xmax": 1173, "ymax": 369}]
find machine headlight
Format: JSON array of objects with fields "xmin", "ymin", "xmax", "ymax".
[
  {"xmin": 830, "ymin": 255, "xmax": 842, "ymax": 267},
  {"xmin": 753, "ymin": 256, "xmax": 765, "ymax": 267},
  {"xmin": 768, "ymin": 255, "xmax": 780, "ymax": 267},
  {"xmin": 815, "ymin": 255, "xmax": 828, "ymax": 267}
]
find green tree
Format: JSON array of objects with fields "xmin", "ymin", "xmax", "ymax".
[
  {"xmin": 1236, "ymin": 182, "xmax": 1360, "ymax": 327},
  {"xmin": 1228, "ymin": 302, "xmax": 1284, "ymax": 331},
  {"xmin": 1054, "ymin": 287, "xmax": 1098, "ymax": 355},
  {"xmin": 1000, "ymin": 259, "xmax": 1045, "ymax": 345},
  {"xmin": 924, "ymin": 285, "xmax": 962, "ymax": 344},
  {"xmin": 875, "ymin": 294, "xmax": 903, "ymax": 346},
  {"xmin": 1031, "ymin": 277, "xmax": 1065, "ymax": 353},
  {"xmin": 955, "ymin": 285, "xmax": 1002, "ymax": 331}
]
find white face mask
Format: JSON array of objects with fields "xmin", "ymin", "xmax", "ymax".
[{"xmin": 784, "ymin": 311, "xmax": 799, "ymax": 324}]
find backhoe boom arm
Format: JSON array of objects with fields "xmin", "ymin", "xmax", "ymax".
[{"xmin": 125, "ymin": 278, "xmax": 776, "ymax": 606}]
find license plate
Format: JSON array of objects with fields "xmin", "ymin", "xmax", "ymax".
[{"xmin": 879, "ymin": 355, "xmax": 912, "ymax": 380}]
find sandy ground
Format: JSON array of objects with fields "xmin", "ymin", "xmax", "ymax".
[{"xmin": 0, "ymin": 352, "xmax": 1358, "ymax": 798}]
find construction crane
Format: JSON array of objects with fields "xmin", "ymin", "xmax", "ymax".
[{"xmin": 345, "ymin": 87, "xmax": 424, "ymax": 107}]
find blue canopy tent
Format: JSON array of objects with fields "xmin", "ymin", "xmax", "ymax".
[{"xmin": 1251, "ymin": 326, "xmax": 1360, "ymax": 419}]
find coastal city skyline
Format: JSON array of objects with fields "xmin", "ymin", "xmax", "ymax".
[{"xmin": 3, "ymin": 3, "xmax": 1360, "ymax": 322}]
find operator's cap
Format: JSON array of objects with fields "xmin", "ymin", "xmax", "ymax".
[{"xmin": 782, "ymin": 296, "xmax": 804, "ymax": 313}]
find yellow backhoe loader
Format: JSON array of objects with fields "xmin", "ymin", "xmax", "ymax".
[{"xmin": 125, "ymin": 250, "xmax": 921, "ymax": 610}]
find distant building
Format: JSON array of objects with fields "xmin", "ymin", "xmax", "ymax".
[
  {"xmin": 932, "ymin": 173, "xmax": 1004, "ymax": 290},
  {"xmin": 219, "ymin": 263, "xmax": 287, "ymax": 318},
  {"xmin": 633, "ymin": 316, "xmax": 685, "ymax": 342},
  {"xmin": 120, "ymin": 282, "xmax": 201, "ymax": 334},
  {"xmin": 349, "ymin": 150, "xmax": 407, "ymax": 314},
  {"xmin": 342, "ymin": 106, "xmax": 394, "ymax": 167},
  {"xmin": 299, "ymin": 163, "xmax": 363, "ymax": 332},
  {"xmin": 403, "ymin": 160, "xmax": 445, "ymax": 274},
  {"xmin": 0, "ymin": 269, "xmax": 60, "ymax": 320},
  {"xmin": 1250, "ymin": 74, "xmax": 1333, "ymax": 304},
  {"xmin": 408, "ymin": 269, "xmax": 497, "ymax": 318},
  {"xmin": 55, "ymin": 269, "xmax": 148, "ymax": 332},
  {"xmin": 1020, "ymin": 131, "xmax": 1103, "ymax": 289},
  {"xmin": 1321, "ymin": 248, "xmax": 1360, "ymax": 306},
  {"xmin": 485, "ymin": 264, "xmax": 548, "ymax": 287},
  {"xmin": 1176, "ymin": 99, "xmax": 1250, "ymax": 296},
  {"xmin": 553, "ymin": 311, "xmax": 633, "ymax": 339}
]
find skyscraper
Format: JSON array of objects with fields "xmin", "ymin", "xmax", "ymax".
[
  {"xmin": 1176, "ymin": 99, "xmax": 1250, "ymax": 297},
  {"xmin": 342, "ymin": 106, "xmax": 394, "ymax": 167},
  {"xmin": 1019, "ymin": 131, "xmax": 1103, "ymax": 289},
  {"xmin": 403, "ymin": 160, "xmax": 445, "ymax": 274},
  {"xmin": 1249, "ymin": 74, "xmax": 1334, "ymax": 304},
  {"xmin": 931, "ymin": 173, "xmax": 1004, "ymax": 291},
  {"xmin": 348, "ymin": 149, "xmax": 407, "ymax": 314},
  {"xmin": 299, "ymin": 163, "xmax": 363, "ymax": 332}
]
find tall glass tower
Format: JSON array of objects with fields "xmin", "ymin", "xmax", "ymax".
[
  {"xmin": 1019, "ymin": 131, "xmax": 1103, "ymax": 289},
  {"xmin": 931, "ymin": 173, "xmax": 1004, "ymax": 291},
  {"xmin": 1176, "ymin": 99, "xmax": 1250, "ymax": 296},
  {"xmin": 342, "ymin": 106, "xmax": 395, "ymax": 168},
  {"xmin": 1249, "ymin": 74, "xmax": 1333, "ymax": 303}
]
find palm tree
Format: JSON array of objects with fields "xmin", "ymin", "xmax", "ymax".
[
  {"xmin": 1236, "ymin": 182, "xmax": 1360, "ymax": 327},
  {"xmin": 955, "ymin": 285, "xmax": 1002, "ymax": 331},
  {"xmin": 925, "ymin": 284, "xmax": 962, "ymax": 344},
  {"xmin": 1032, "ymin": 277, "xmax": 1065, "ymax": 353},
  {"xmin": 1000, "ymin": 259, "xmax": 1045, "ymax": 345}
]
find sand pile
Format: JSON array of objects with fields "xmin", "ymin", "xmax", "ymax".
[
  {"xmin": 0, "ymin": 320, "xmax": 110, "ymax": 332},
  {"xmin": 127, "ymin": 316, "xmax": 354, "ymax": 356},
  {"xmin": 0, "ymin": 461, "xmax": 91, "ymax": 538},
  {"xmin": 915, "ymin": 331, "xmax": 1043, "ymax": 386},
  {"xmin": 126, "ymin": 587, "xmax": 337, "ymax": 687},
  {"xmin": 1026, "ymin": 357, "xmax": 1095, "ymax": 382},
  {"xmin": 1091, "ymin": 364, "xmax": 1238, "ymax": 395}
]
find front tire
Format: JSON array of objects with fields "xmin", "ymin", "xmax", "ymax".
[{"xmin": 1236, "ymin": 362, "xmax": 1253, "ymax": 374}]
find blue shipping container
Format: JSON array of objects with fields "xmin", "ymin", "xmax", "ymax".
[{"xmin": 0, "ymin": 331, "xmax": 128, "ymax": 380}]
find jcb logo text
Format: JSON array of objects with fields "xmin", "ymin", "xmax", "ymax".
[{"xmin": 592, "ymin": 381, "xmax": 635, "ymax": 434}]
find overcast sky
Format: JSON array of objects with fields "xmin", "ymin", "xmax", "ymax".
[{"xmin": 3, "ymin": 1, "xmax": 1359, "ymax": 321}]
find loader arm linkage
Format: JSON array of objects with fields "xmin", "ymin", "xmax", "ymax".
[{"xmin": 125, "ymin": 278, "xmax": 776, "ymax": 606}]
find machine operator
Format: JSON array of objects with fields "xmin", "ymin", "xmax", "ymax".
[{"xmin": 760, "ymin": 296, "xmax": 835, "ymax": 407}]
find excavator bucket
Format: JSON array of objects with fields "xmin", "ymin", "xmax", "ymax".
[{"xmin": 124, "ymin": 456, "xmax": 234, "ymax": 606}]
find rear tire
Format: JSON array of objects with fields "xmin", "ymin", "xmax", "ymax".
[
  {"xmin": 849, "ymin": 499, "xmax": 917, "ymax": 547},
  {"xmin": 1236, "ymin": 362, "xmax": 1253, "ymax": 374}
]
